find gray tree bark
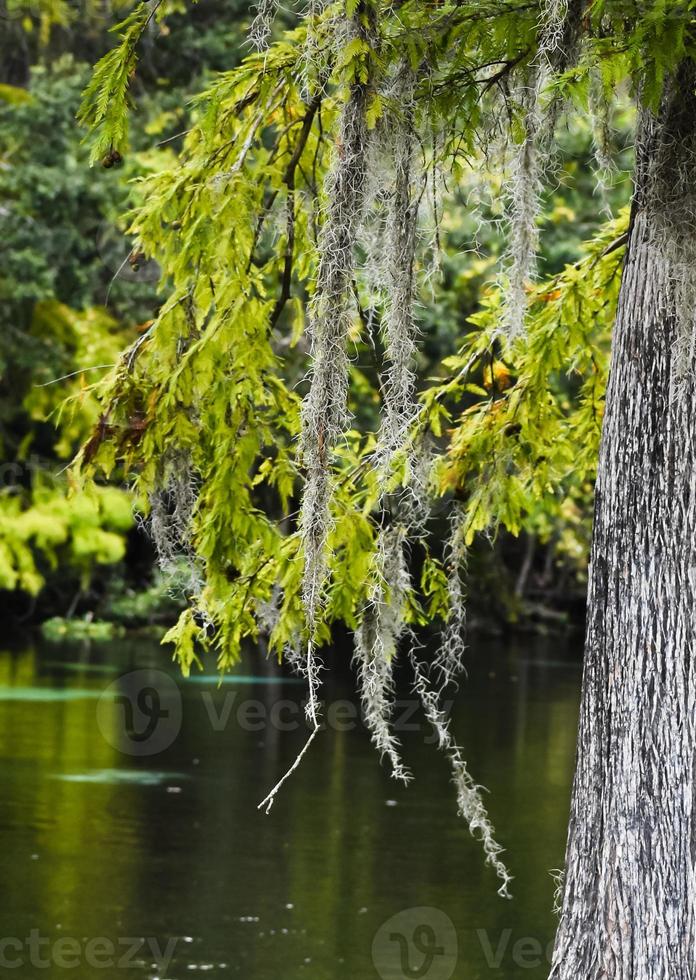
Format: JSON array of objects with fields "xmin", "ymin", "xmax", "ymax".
[{"xmin": 549, "ymin": 68, "xmax": 696, "ymax": 980}]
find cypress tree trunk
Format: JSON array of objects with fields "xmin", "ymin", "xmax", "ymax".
[{"xmin": 550, "ymin": 67, "xmax": 696, "ymax": 980}]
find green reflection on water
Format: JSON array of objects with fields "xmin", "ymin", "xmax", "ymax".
[
  {"xmin": 53, "ymin": 769, "xmax": 188, "ymax": 785},
  {"xmin": 181, "ymin": 675, "xmax": 305, "ymax": 686},
  {"xmin": 0, "ymin": 636, "xmax": 582, "ymax": 979},
  {"xmin": 0, "ymin": 688, "xmax": 105, "ymax": 701}
]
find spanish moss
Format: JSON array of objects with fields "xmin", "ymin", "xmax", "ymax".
[
  {"xmin": 433, "ymin": 504, "xmax": 468, "ymax": 690},
  {"xmin": 410, "ymin": 647, "xmax": 513, "ymax": 897},
  {"xmin": 248, "ymin": 0, "xmax": 280, "ymax": 51},
  {"xmin": 354, "ymin": 524, "xmax": 413, "ymax": 783},
  {"xmin": 148, "ymin": 451, "xmax": 201, "ymax": 592},
  {"xmin": 501, "ymin": 0, "xmax": 583, "ymax": 337},
  {"xmin": 589, "ymin": 67, "xmax": 616, "ymax": 179},
  {"xmin": 374, "ymin": 67, "xmax": 423, "ymax": 477},
  {"xmin": 299, "ymin": 46, "xmax": 372, "ymax": 628},
  {"xmin": 265, "ymin": 10, "xmax": 376, "ymax": 811}
]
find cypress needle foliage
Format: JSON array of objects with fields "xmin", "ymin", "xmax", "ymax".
[{"xmin": 77, "ymin": 0, "xmax": 694, "ymax": 882}]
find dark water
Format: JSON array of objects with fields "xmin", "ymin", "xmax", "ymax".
[{"xmin": 0, "ymin": 634, "xmax": 582, "ymax": 979}]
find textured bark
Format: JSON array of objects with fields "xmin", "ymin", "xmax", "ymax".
[{"xmin": 550, "ymin": 72, "xmax": 696, "ymax": 980}]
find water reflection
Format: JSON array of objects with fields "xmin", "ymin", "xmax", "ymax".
[{"xmin": 0, "ymin": 636, "xmax": 582, "ymax": 979}]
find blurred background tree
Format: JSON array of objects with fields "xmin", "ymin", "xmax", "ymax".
[{"xmin": 0, "ymin": 0, "xmax": 262, "ymax": 623}]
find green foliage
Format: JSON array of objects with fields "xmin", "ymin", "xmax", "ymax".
[
  {"xmin": 12, "ymin": 0, "xmax": 688, "ymax": 670},
  {"xmin": 0, "ymin": 57, "xmax": 153, "ymax": 442},
  {"xmin": 429, "ymin": 210, "xmax": 628, "ymax": 554},
  {"xmin": 0, "ymin": 3, "xmax": 288, "ymax": 616},
  {"xmin": 101, "ymin": 569, "xmax": 186, "ymax": 627},
  {"xmin": 0, "ymin": 59, "xmax": 125, "ymax": 326},
  {"xmin": 8, "ymin": 0, "xmax": 692, "ymax": 897},
  {"xmin": 78, "ymin": 3, "xmax": 172, "ymax": 164},
  {"xmin": 0, "ymin": 483, "xmax": 132, "ymax": 595},
  {"xmin": 41, "ymin": 616, "xmax": 124, "ymax": 640},
  {"xmin": 74, "ymin": 0, "xmax": 661, "ymax": 671},
  {"xmin": 0, "ymin": 59, "xmax": 149, "ymax": 608}
]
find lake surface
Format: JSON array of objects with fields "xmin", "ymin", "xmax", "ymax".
[{"xmin": 0, "ymin": 633, "xmax": 582, "ymax": 979}]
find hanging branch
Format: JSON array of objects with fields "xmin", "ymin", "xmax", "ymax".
[
  {"xmin": 501, "ymin": 0, "xmax": 583, "ymax": 338},
  {"xmin": 589, "ymin": 65, "xmax": 616, "ymax": 178},
  {"xmin": 348, "ymin": 66, "xmax": 425, "ymax": 782},
  {"xmin": 502, "ymin": 79, "xmax": 544, "ymax": 339},
  {"xmin": 299, "ymin": 47, "xmax": 374, "ymax": 628},
  {"xmin": 300, "ymin": 0, "xmax": 333, "ymax": 100},
  {"xmin": 410, "ymin": 643, "xmax": 513, "ymax": 898},
  {"xmin": 433, "ymin": 504, "xmax": 468, "ymax": 689},
  {"xmin": 374, "ymin": 65, "xmax": 424, "ymax": 476},
  {"xmin": 269, "ymin": 95, "xmax": 323, "ymax": 329},
  {"xmin": 296, "ymin": 75, "xmax": 371, "ymax": 759},
  {"xmin": 348, "ymin": 71, "xmax": 506, "ymax": 868},
  {"xmin": 261, "ymin": 6, "xmax": 377, "ymax": 812},
  {"xmin": 354, "ymin": 525, "xmax": 413, "ymax": 783}
]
